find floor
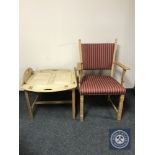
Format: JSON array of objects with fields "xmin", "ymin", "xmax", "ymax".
[{"xmin": 19, "ymin": 89, "xmax": 135, "ymax": 155}]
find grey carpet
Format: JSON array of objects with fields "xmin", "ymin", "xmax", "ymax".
[{"xmin": 19, "ymin": 89, "xmax": 135, "ymax": 155}]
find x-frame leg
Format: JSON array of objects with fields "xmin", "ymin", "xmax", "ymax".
[
  {"xmin": 24, "ymin": 91, "xmax": 34, "ymax": 119},
  {"xmin": 24, "ymin": 90, "xmax": 76, "ymax": 120}
]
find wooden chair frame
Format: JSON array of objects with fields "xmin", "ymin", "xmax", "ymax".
[{"xmin": 76, "ymin": 39, "xmax": 130, "ymax": 122}]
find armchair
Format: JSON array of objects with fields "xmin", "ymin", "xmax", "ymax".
[{"xmin": 76, "ymin": 39, "xmax": 130, "ymax": 121}]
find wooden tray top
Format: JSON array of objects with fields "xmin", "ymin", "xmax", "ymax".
[{"xmin": 22, "ymin": 68, "xmax": 77, "ymax": 92}]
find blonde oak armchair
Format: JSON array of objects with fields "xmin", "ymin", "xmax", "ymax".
[{"xmin": 76, "ymin": 39, "xmax": 130, "ymax": 122}]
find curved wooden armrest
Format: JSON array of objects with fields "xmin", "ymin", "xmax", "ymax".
[
  {"xmin": 113, "ymin": 61, "xmax": 130, "ymax": 70},
  {"xmin": 113, "ymin": 61, "xmax": 130, "ymax": 86}
]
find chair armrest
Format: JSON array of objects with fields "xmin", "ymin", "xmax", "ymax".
[
  {"xmin": 113, "ymin": 61, "xmax": 130, "ymax": 70},
  {"xmin": 113, "ymin": 61, "xmax": 130, "ymax": 86}
]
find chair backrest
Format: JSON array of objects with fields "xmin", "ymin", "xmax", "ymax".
[{"xmin": 79, "ymin": 41, "xmax": 117, "ymax": 70}]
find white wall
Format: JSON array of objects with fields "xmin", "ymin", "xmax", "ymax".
[{"xmin": 19, "ymin": 0, "xmax": 135, "ymax": 88}]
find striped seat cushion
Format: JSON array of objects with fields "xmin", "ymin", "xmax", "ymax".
[
  {"xmin": 81, "ymin": 43, "xmax": 115, "ymax": 69},
  {"xmin": 80, "ymin": 75, "xmax": 126, "ymax": 95}
]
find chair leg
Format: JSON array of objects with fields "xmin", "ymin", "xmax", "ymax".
[
  {"xmin": 72, "ymin": 89, "xmax": 76, "ymax": 119},
  {"xmin": 80, "ymin": 95, "xmax": 84, "ymax": 122},
  {"xmin": 24, "ymin": 91, "xmax": 33, "ymax": 119},
  {"xmin": 117, "ymin": 95, "xmax": 125, "ymax": 120}
]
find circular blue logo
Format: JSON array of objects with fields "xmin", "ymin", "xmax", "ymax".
[{"xmin": 110, "ymin": 130, "xmax": 129, "ymax": 149}]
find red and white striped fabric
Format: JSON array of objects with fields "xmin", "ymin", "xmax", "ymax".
[
  {"xmin": 80, "ymin": 75, "xmax": 126, "ymax": 95},
  {"xmin": 81, "ymin": 43, "xmax": 115, "ymax": 69}
]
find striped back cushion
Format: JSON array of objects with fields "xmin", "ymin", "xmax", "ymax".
[{"xmin": 81, "ymin": 43, "xmax": 115, "ymax": 70}]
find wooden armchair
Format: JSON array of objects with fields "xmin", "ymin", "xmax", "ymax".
[{"xmin": 76, "ymin": 39, "xmax": 130, "ymax": 122}]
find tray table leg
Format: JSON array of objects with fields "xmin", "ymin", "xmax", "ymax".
[
  {"xmin": 80, "ymin": 95, "xmax": 84, "ymax": 122},
  {"xmin": 24, "ymin": 91, "xmax": 33, "ymax": 119},
  {"xmin": 72, "ymin": 89, "xmax": 76, "ymax": 119}
]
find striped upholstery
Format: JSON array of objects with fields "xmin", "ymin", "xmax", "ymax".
[
  {"xmin": 81, "ymin": 43, "xmax": 115, "ymax": 69},
  {"xmin": 80, "ymin": 75, "xmax": 126, "ymax": 95}
]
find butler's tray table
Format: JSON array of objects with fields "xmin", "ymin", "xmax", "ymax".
[{"xmin": 21, "ymin": 68, "xmax": 77, "ymax": 120}]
